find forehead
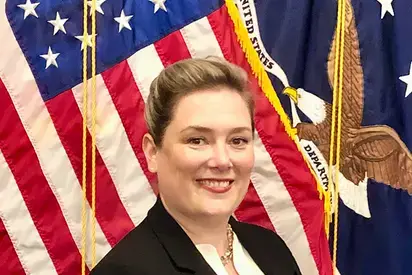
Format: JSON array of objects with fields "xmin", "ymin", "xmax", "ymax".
[{"xmin": 171, "ymin": 88, "xmax": 252, "ymax": 130}]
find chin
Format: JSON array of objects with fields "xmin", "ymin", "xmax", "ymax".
[
  {"xmin": 197, "ymin": 199, "xmax": 237, "ymax": 217},
  {"xmin": 200, "ymin": 209, "xmax": 233, "ymax": 218}
]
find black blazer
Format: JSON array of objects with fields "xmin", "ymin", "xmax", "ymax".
[{"xmin": 90, "ymin": 198, "xmax": 302, "ymax": 275}]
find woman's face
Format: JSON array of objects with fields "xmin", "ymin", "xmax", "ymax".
[{"xmin": 143, "ymin": 88, "xmax": 254, "ymax": 220}]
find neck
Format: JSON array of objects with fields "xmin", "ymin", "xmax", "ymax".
[{"xmin": 161, "ymin": 198, "xmax": 230, "ymax": 256}]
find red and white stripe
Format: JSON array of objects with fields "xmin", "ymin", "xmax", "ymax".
[{"xmin": 0, "ymin": 2, "xmax": 331, "ymax": 275}]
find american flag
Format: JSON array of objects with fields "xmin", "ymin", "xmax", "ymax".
[{"xmin": 0, "ymin": 0, "xmax": 332, "ymax": 274}]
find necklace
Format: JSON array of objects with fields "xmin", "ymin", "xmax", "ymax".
[{"xmin": 220, "ymin": 224, "xmax": 234, "ymax": 266}]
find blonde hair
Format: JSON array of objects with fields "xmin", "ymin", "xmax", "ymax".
[{"xmin": 145, "ymin": 57, "xmax": 255, "ymax": 147}]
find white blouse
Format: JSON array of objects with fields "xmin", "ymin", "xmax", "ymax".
[{"xmin": 195, "ymin": 232, "xmax": 265, "ymax": 275}]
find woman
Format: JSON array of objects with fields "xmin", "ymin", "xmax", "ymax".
[{"xmin": 90, "ymin": 57, "xmax": 302, "ymax": 275}]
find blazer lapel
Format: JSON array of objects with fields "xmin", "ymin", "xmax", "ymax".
[
  {"xmin": 147, "ymin": 197, "xmax": 216, "ymax": 275},
  {"xmin": 230, "ymin": 217, "xmax": 278, "ymax": 275}
]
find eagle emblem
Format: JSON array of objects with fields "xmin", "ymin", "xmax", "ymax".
[
  {"xmin": 283, "ymin": 0, "xmax": 412, "ymax": 197},
  {"xmin": 236, "ymin": 0, "xmax": 412, "ymax": 219}
]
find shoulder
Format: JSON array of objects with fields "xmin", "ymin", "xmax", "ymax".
[{"xmin": 90, "ymin": 219, "xmax": 172, "ymax": 275}]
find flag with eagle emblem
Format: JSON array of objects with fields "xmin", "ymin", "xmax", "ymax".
[{"xmin": 238, "ymin": 0, "xmax": 412, "ymax": 274}]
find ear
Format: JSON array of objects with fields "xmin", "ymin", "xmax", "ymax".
[{"xmin": 142, "ymin": 133, "xmax": 158, "ymax": 173}]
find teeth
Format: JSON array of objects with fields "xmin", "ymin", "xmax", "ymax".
[{"xmin": 198, "ymin": 180, "xmax": 231, "ymax": 188}]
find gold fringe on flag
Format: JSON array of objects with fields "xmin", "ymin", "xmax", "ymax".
[{"xmin": 224, "ymin": 0, "xmax": 327, "ymax": 212}]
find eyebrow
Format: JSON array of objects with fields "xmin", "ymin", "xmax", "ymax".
[{"xmin": 180, "ymin": 125, "xmax": 252, "ymax": 134}]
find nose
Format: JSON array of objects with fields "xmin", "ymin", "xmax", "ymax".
[{"xmin": 209, "ymin": 143, "xmax": 233, "ymax": 170}]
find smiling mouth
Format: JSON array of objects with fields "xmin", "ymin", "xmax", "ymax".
[{"xmin": 196, "ymin": 179, "xmax": 234, "ymax": 193}]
